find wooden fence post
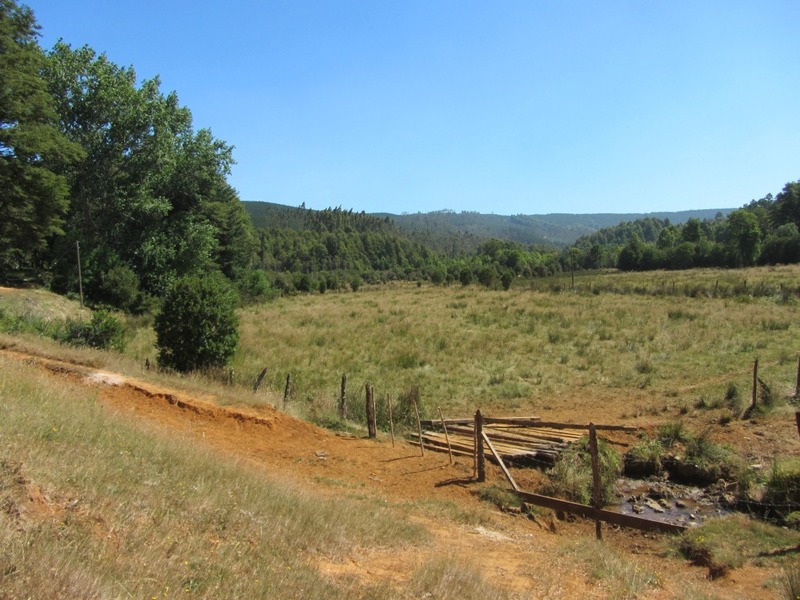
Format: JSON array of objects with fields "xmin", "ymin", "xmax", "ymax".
[
  {"xmin": 589, "ymin": 423, "xmax": 603, "ymax": 541},
  {"xmin": 283, "ymin": 373, "xmax": 292, "ymax": 409},
  {"xmin": 340, "ymin": 374, "xmax": 348, "ymax": 420},
  {"xmin": 795, "ymin": 411, "xmax": 800, "ymax": 443},
  {"xmin": 76, "ymin": 241, "xmax": 84, "ymax": 308},
  {"xmin": 413, "ymin": 396, "xmax": 424, "ymax": 456},
  {"xmin": 741, "ymin": 359, "xmax": 760, "ymax": 420},
  {"xmin": 387, "ymin": 393, "xmax": 395, "ymax": 447},
  {"xmin": 366, "ymin": 383, "xmax": 377, "ymax": 438},
  {"xmin": 476, "ymin": 409, "xmax": 485, "ymax": 482},
  {"xmin": 253, "ymin": 367, "xmax": 268, "ymax": 393},
  {"xmin": 439, "ymin": 408, "xmax": 453, "ymax": 464}
]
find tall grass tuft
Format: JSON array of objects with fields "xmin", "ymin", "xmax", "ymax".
[{"xmin": 544, "ymin": 436, "xmax": 621, "ymax": 505}]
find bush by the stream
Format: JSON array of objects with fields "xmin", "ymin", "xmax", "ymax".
[{"xmin": 544, "ymin": 436, "xmax": 621, "ymax": 505}]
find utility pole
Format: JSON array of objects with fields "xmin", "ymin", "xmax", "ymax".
[{"xmin": 76, "ymin": 241, "xmax": 84, "ymax": 308}]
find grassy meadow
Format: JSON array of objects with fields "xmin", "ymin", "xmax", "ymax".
[{"xmin": 210, "ymin": 264, "xmax": 800, "ymax": 426}]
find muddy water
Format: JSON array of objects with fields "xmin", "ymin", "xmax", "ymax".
[{"xmin": 614, "ymin": 477, "xmax": 733, "ymax": 527}]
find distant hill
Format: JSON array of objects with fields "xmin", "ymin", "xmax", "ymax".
[{"xmin": 242, "ymin": 201, "xmax": 733, "ymax": 247}]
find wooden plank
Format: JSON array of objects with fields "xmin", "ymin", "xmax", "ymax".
[
  {"xmin": 408, "ymin": 440, "xmax": 474, "ymax": 458},
  {"xmin": 420, "ymin": 418, "xmax": 475, "ymax": 428},
  {"xmin": 421, "ymin": 416, "xmax": 542, "ymax": 428},
  {"xmin": 482, "ymin": 431, "xmax": 519, "ymax": 491},
  {"xmin": 515, "ymin": 490, "xmax": 687, "ymax": 534},
  {"xmin": 482, "ymin": 417, "xmax": 542, "ymax": 426},
  {"xmin": 439, "ymin": 408, "xmax": 453, "ymax": 464},
  {"xmin": 518, "ymin": 421, "xmax": 637, "ymax": 433}
]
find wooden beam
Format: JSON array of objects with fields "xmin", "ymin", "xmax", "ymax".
[
  {"xmin": 515, "ymin": 490, "xmax": 686, "ymax": 534},
  {"xmin": 476, "ymin": 410, "xmax": 485, "ymax": 482},
  {"xmin": 482, "ymin": 417, "xmax": 542, "ymax": 426},
  {"xmin": 519, "ymin": 421, "xmax": 637, "ymax": 432},
  {"xmin": 482, "ymin": 431, "xmax": 519, "ymax": 491}
]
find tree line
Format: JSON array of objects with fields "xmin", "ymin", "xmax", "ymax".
[{"xmin": 568, "ymin": 186, "xmax": 800, "ymax": 272}]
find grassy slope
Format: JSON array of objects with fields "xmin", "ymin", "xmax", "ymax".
[{"xmin": 0, "ymin": 357, "xmax": 518, "ymax": 599}]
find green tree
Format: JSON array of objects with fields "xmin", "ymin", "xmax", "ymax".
[
  {"xmin": 726, "ymin": 209, "xmax": 762, "ymax": 267},
  {"xmin": 43, "ymin": 42, "xmax": 253, "ymax": 301},
  {"xmin": 772, "ymin": 182, "xmax": 800, "ymax": 230},
  {"xmin": 681, "ymin": 218, "xmax": 705, "ymax": 244},
  {"xmin": 155, "ymin": 274, "xmax": 239, "ymax": 373},
  {"xmin": 0, "ymin": 0, "xmax": 82, "ymax": 273},
  {"xmin": 617, "ymin": 235, "xmax": 644, "ymax": 271}
]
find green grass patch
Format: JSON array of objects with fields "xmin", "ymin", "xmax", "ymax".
[
  {"xmin": 478, "ymin": 485, "xmax": 524, "ymax": 511},
  {"xmin": 674, "ymin": 514, "xmax": 800, "ymax": 577},
  {"xmin": 543, "ymin": 436, "xmax": 622, "ymax": 506}
]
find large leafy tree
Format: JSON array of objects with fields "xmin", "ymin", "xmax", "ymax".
[
  {"xmin": 0, "ymin": 0, "xmax": 82, "ymax": 273},
  {"xmin": 43, "ymin": 42, "xmax": 254, "ymax": 300},
  {"xmin": 726, "ymin": 209, "xmax": 762, "ymax": 267}
]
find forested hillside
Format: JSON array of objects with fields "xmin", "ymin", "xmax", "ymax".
[
  {"xmin": 244, "ymin": 201, "xmax": 732, "ymax": 249},
  {"xmin": 2, "ymin": 0, "xmax": 798, "ymax": 307},
  {"xmin": 383, "ymin": 208, "xmax": 731, "ymax": 247},
  {"xmin": 568, "ymin": 187, "xmax": 800, "ymax": 271}
]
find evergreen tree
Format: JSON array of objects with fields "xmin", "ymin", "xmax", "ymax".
[{"xmin": 0, "ymin": 0, "xmax": 82, "ymax": 274}]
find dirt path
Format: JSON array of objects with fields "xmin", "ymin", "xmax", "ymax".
[{"xmin": 1, "ymin": 348, "xmax": 785, "ymax": 598}]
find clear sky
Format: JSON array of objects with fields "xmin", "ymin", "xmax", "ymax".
[{"xmin": 28, "ymin": 0, "xmax": 800, "ymax": 215}]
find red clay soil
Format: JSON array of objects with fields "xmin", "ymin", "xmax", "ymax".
[{"xmin": 2, "ymin": 348, "xmax": 793, "ymax": 599}]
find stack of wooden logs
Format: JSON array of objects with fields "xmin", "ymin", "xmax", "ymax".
[{"xmin": 412, "ymin": 417, "xmax": 589, "ymax": 465}]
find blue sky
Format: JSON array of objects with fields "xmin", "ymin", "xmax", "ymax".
[{"xmin": 29, "ymin": 1, "xmax": 800, "ymax": 215}]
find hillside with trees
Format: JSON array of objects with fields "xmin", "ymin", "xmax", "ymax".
[
  {"xmin": 1, "ymin": 0, "xmax": 798, "ymax": 307},
  {"xmin": 568, "ymin": 185, "xmax": 800, "ymax": 272}
]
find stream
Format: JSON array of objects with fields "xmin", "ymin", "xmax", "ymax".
[{"xmin": 614, "ymin": 477, "xmax": 734, "ymax": 527}]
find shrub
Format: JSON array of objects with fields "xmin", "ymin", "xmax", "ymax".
[
  {"xmin": 392, "ymin": 385, "xmax": 426, "ymax": 429},
  {"xmin": 656, "ymin": 421, "xmax": 690, "ymax": 449},
  {"xmin": 61, "ymin": 310, "xmax": 126, "ymax": 352},
  {"xmin": 545, "ymin": 436, "xmax": 621, "ymax": 505},
  {"xmin": 681, "ymin": 430, "xmax": 744, "ymax": 484},
  {"xmin": 763, "ymin": 459, "xmax": 800, "ymax": 509},
  {"xmin": 155, "ymin": 274, "xmax": 239, "ymax": 373},
  {"xmin": 97, "ymin": 264, "xmax": 141, "ymax": 311},
  {"xmin": 624, "ymin": 436, "xmax": 665, "ymax": 477},
  {"xmin": 237, "ymin": 270, "xmax": 272, "ymax": 304}
]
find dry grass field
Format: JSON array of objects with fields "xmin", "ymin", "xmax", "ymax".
[
  {"xmin": 3, "ymin": 265, "xmax": 800, "ymax": 599},
  {"xmin": 223, "ymin": 265, "xmax": 800, "ymax": 434}
]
